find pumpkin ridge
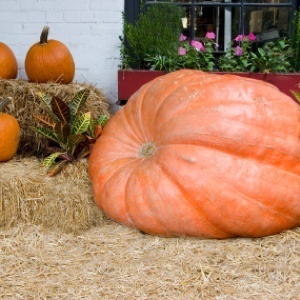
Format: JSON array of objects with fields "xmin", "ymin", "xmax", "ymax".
[
  {"xmin": 158, "ymin": 161, "xmax": 229, "ymax": 237},
  {"xmin": 144, "ymin": 75, "xmax": 295, "ymax": 138},
  {"xmin": 122, "ymin": 102, "xmax": 149, "ymax": 145},
  {"xmin": 161, "ymin": 152, "xmax": 299, "ymax": 237},
  {"xmin": 102, "ymin": 156, "xmax": 171, "ymax": 233},
  {"xmin": 40, "ymin": 48, "xmax": 49, "ymax": 82},
  {"xmin": 92, "ymin": 157, "xmax": 141, "ymax": 223},
  {"xmin": 134, "ymin": 72, "xmax": 223, "ymax": 129},
  {"xmin": 157, "ymin": 111, "xmax": 300, "ymax": 174},
  {"xmin": 163, "ymin": 140, "xmax": 300, "ymax": 180},
  {"xmin": 154, "ymin": 97, "xmax": 299, "ymax": 142},
  {"xmin": 223, "ymin": 174, "xmax": 300, "ymax": 221},
  {"xmin": 136, "ymin": 78, "xmax": 186, "ymax": 139},
  {"xmin": 47, "ymin": 41, "xmax": 67, "ymax": 81},
  {"xmin": 53, "ymin": 41, "xmax": 75, "ymax": 80},
  {"xmin": 122, "ymin": 157, "xmax": 218, "ymax": 237},
  {"xmin": 126, "ymin": 170, "xmax": 170, "ymax": 236},
  {"xmin": 210, "ymin": 178, "xmax": 300, "ymax": 236},
  {"xmin": 144, "ymin": 76, "xmax": 226, "ymax": 127}
]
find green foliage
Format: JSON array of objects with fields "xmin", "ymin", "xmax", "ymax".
[
  {"xmin": 33, "ymin": 89, "xmax": 108, "ymax": 176},
  {"xmin": 218, "ymin": 34, "xmax": 256, "ymax": 72},
  {"xmin": 250, "ymin": 39, "xmax": 294, "ymax": 73},
  {"xmin": 120, "ymin": 3, "xmax": 183, "ymax": 69},
  {"xmin": 218, "ymin": 34, "xmax": 295, "ymax": 73},
  {"xmin": 145, "ymin": 34, "xmax": 217, "ymax": 72},
  {"xmin": 291, "ymin": 89, "xmax": 300, "ymax": 103},
  {"xmin": 292, "ymin": 8, "xmax": 300, "ymax": 72}
]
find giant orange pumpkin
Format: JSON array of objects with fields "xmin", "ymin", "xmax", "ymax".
[
  {"xmin": 89, "ymin": 70, "xmax": 300, "ymax": 238},
  {"xmin": 0, "ymin": 98, "xmax": 21, "ymax": 162},
  {"xmin": 24, "ymin": 26, "xmax": 75, "ymax": 84},
  {"xmin": 0, "ymin": 42, "xmax": 18, "ymax": 79}
]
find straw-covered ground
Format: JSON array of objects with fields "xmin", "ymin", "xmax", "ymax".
[
  {"xmin": 0, "ymin": 223, "xmax": 299, "ymax": 299},
  {"xmin": 1, "ymin": 158, "xmax": 300, "ymax": 300}
]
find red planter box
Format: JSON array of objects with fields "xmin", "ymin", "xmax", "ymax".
[
  {"xmin": 118, "ymin": 70, "xmax": 300, "ymax": 105},
  {"xmin": 118, "ymin": 70, "xmax": 166, "ymax": 104},
  {"xmin": 225, "ymin": 72, "xmax": 300, "ymax": 100}
]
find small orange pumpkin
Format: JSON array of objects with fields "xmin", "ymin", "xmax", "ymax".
[
  {"xmin": 0, "ymin": 98, "xmax": 21, "ymax": 162},
  {"xmin": 24, "ymin": 26, "xmax": 75, "ymax": 84},
  {"xmin": 0, "ymin": 42, "xmax": 18, "ymax": 79},
  {"xmin": 89, "ymin": 70, "xmax": 300, "ymax": 239}
]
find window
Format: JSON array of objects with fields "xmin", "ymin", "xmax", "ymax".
[{"xmin": 125, "ymin": 0, "xmax": 299, "ymax": 52}]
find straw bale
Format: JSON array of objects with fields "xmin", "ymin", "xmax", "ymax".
[
  {"xmin": 0, "ymin": 157, "xmax": 105, "ymax": 234},
  {"xmin": 0, "ymin": 79, "xmax": 110, "ymax": 156},
  {"xmin": 0, "ymin": 223, "xmax": 299, "ymax": 299}
]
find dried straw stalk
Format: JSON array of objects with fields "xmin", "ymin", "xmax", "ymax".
[
  {"xmin": 0, "ymin": 223, "xmax": 299, "ymax": 299},
  {"xmin": 0, "ymin": 157, "xmax": 105, "ymax": 234}
]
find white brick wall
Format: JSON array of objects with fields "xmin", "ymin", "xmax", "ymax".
[{"xmin": 0, "ymin": 0, "xmax": 124, "ymax": 112}]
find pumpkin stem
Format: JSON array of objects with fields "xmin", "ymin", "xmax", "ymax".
[
  {"xmin": 40, "ymin": 26, "xmax": 50, "ymax": 44},
  {"xmin": 138, "ymin": 141, "xmax": 157, "ymax": 158},
  {"xmin": 0, "ymin": 97, "xmax": 11, "ymax": 113}
]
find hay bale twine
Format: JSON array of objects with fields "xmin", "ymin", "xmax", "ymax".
[
  {"xmin": 0, "ymin": 157, "xmax": 105, "ymax": 234},
  {"xmin": 0, "ymin": 79, "xmax": 110, "ymax": 156}
]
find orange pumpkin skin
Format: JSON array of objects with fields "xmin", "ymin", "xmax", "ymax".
[
  {"xmin": 0, "ymin": 113, "xmax": 20, "ymax": 162},
  {"xmin": 89, "ymin": 70, "xmax": 300, "ymax": 238},
  {"xmin": 25, "ymin": 26, "xmax": 75, "ymax": 84},
  {"xmin": 0, "ymin": 42, "xmax": 18, "ymax": 79}
]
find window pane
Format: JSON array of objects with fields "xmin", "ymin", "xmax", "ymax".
[
  {"xmin": 246, "ymin": 6, "xmax": 292, "ymax": 38},
  {"xmin": 191, "ymin": 6, "xmax": 240, "ymax": 51}
]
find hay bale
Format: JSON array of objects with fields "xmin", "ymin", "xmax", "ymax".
[
  {"xmin": 0, "ymin": 79, "xmax": 110, "ymax": 156},
  {"xmin": 0, "ymin": 157, "xmax": 105, "ymax": 234}
]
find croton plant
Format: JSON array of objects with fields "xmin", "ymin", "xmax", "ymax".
[{"xmin": 33, "ymin": 89, "xmax": 108, "ymax": 176}]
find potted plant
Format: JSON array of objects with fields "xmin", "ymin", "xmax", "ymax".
[{"xmin": 118, "ymin": 5, "xmax": 300, "ymax": 104}]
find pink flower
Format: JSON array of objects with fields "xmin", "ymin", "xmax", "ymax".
[
  {"xmin": 248, "ymin": 33, "xmax": 256, "ymax": 41},
  {"xmin": 191, "ymin": 40, "xmax": 206, "ymax": 52},
  {"xmin": 205, "ymin": 32, "xmax": 216, "ymax": 39},
  {"xmin": 178, "ymin": 47, "xmax": 186, "ymax": 56},
  {"xmin": 179, "ymin": 34, "xmax": 187, "ymax": 42},
  {"xmin": 234, "ymin": 34, "xmax": 244, "ymax": 42},
  {"xmin": 235, "ymin": 46, "xmax": 243, "ymax": 56}
]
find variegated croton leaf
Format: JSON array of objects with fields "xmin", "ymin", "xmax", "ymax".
[
  {"xmin": 32, "ymin": 89, "xmax": 109, "ymax": 176},
  {"xmin": 51, "ymin": 96, "xmax": 70, "ymax": 124}
]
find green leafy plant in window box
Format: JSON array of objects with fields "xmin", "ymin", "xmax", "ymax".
[
  {"xmin": 292, "ymin": 8, "xmax": 300, "ymax": 72},
  {"xmin": 33, "ymin": 89, "xmax": 108, "ymax": 176},
  {"xmin": 119, "ymin": 3, "xmax": 183, "ymax": 70},
  {"xmin": 249, "ymin": 38, "xmax": 294, "ymax": 73},
  {"xmin": 218, "ymin": 34, "xmax": 294, "ymax": 73},
  {"xmin": 145, "ymin": 32, "xmax": 217, "ymax": 72}
]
